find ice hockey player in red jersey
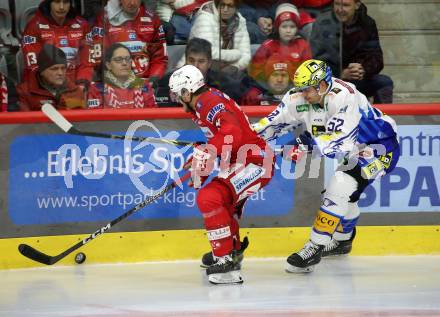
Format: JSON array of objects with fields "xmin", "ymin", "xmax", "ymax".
[{"xmin": 169, "ymin": 65, "xmax": 275, "ymax": 284}]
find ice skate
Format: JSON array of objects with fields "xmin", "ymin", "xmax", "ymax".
[
  {"xmin": 200, "ymin": 236, "xmax": 249, "ymax": 268},
  {"xmin": 322, "ymin": 227, "xmax": 356, "ymax": 257},
  {"xmin": 286, "ymin": 240, "xmax": 324, "ymax": 273},
  {"xmin": 206, "ymin": 252, "xmax": 243, "ymax": 285}
]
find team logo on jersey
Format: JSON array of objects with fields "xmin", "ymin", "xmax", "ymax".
[
  {"xmin": 129, "ymin": 33, "xmax": 137, "ymax": 40},
  {"xmin": 141, "ymin": 17, "xmax": 152, "ymax": 22},
  {"xmin": 59, "ymin": 38, "xmax": 68, "ymax": 46},
  {"xmin": 22, "ymin": 35, "xmax": 36, "ymax": 44},
  {"xmin": 296, "ymin": 104, "xmax": 309, "ymax": 112},
  {"xmin": 71, "ymin": 23, "xmax": 81, "ymax": 29},
  {"xmin": 206, "ymin": 103, "xmax": 225, "ymax": 123},
  {"xmin": 38, "ymin": 24, "xmax": 49, "ymax": 29}
]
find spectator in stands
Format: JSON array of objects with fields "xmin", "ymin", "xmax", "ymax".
[
  {"xmin": 156, "ymin": 0, "xmax": 208, "ymax": 44},
  {"xmin": 21, "ymin": 0, "xmax": 93, "ymax": 84},
  {"xmin": 310, "ymin": 0, "xmax": 394, "ymax": 103},
  {"xmin": 88, "ymin": 43, "xmax": 157, "ymax": 108},
  {"xmin": 17, "ymin": 44, "xmax": 87, "ymax": 111},
  {"xmin": 183, "ymin": 0, "xmax": 251, "ymax": 78},
  {"xmin": 248, "ymin": 3, "xmax": 312, "ymax": 86},
  {"xmin": 90, "ymin": 0, "xmax": 168, "ymax": 89},
  {"xmin": 238, "ymin": 0, "xmax": 274, "ymax": 44},
  {"xmin": 241, "ymin": 55, "xmax": 293, "ymax": 105},
  {"xmin": 157, "ymin": 37, "xmax": 241, "ymax": 106}
]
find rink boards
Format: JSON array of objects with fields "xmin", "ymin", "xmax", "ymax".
[{"xmin": 0, "ymin": 106, "xmax": 439, "ymax": 269}]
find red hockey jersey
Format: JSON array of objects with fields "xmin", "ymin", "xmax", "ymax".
[
  {"xmin": 193, "ymin": 88, "xmax": 267, "ymax": 160},
  {"xmin": 21, "ymin": 9, "xmax": 93, "ymax": 83},
  {"xmin": 91, "ymin": 5, "xmax": 168, "ymax": 80}
]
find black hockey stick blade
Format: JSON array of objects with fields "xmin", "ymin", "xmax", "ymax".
[
  {"xmin": 18, "ymin": 171, "xmax": 192, "ymax": 265},
  {"xmin": 41, "ymin": 103, "xmax": 201, "ymax": 147},
  {"xmin": 18, "ymin": 243, "xmax": 57, "ymax": 265}
]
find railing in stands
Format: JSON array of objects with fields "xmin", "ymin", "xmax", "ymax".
[{"xmin": 0, "ymin": 104, "xmax": 439, "ymax": 124}]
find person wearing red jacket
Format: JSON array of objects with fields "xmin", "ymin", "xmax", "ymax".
[
  {"xmin": 17, "ymin": 44, "xmax": 87, "ymax": 111},
  {"xmin": 21, "ymin": 0, "xmax": 93, "ymax": 83},
  {"xmin": 87, "ymin": 43, "xmax": 157, "ymax": 108},
  {"xmin": 90, "ymin": 0, "xmax": 168, "ymax": 87},
  {"xmin": 248, "ymin": 3, "xmax": 312, "ymax": 86},
  {"xmin": 169, "ymin": 65, "xmax": 275, "ymax": 285}
]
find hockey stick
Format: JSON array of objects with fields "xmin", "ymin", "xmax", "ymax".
[
  {"xmin": 41, "ymin": 104, "xmax": 200, "ymax": 147},
  {"xmin": 18, "ymin": 171, "xmax": 192, "ymax": 265}
]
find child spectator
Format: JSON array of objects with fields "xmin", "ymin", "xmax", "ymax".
[
  {"xmin": 248, "ymin": 3, "xmax": 312, "ymax": 86},
  {"xmin": 21, "ymin": 0, "xmax": 93, "ymax": 84},
  {"xmin": 17, "ymin": 44, "xmax": 87, "ymax": 111},
  {"xmin": 241, "ymin": 55, "xmax": 293, "ymax": 105},
  {"xmin": 88, "ymin": 43, "xmax": 157, "ymax": 108},
  {"xmin": 182, "ymin": 0, "xmax": 251, "ymax": 78}
]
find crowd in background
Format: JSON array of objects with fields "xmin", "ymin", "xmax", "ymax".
[{"xmin": 0, "ymin": 0, "xmax": 394, "ymax": 111}]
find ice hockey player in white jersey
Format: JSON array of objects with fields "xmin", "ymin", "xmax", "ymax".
[{"xmin": 253, "ymin": 59, "xmax": 400, "ymax": 272}]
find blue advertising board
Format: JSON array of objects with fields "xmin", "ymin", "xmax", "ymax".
[
  {"xmin": 8, "ymin": 126, "xmax": 295, "ymax": 225},
  {"xmin": 325, "ymin": 125, "xmax": 440, "ymax": 212}
]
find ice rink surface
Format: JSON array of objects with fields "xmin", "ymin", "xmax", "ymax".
[{"xmin": 1, "ymin": 256, "xmax": 439, "ymax": 317}]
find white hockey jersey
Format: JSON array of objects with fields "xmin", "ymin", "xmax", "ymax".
[{"xmin": 254, "ymin": 78, "xmax": 398, "ymax": 158}]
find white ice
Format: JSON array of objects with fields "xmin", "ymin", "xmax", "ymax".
[{"xmin": 1, "ymin": 256, "xmax": 439, "ymax": 317}]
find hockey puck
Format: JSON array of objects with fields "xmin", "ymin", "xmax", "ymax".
[{"xmin": 74, "ymin": 252, "xmax": 86, "ymax": 264}]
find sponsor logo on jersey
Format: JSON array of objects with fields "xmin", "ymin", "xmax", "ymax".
[
  {"xmin": 313, "ymin": 208, "xmax": 340, "ymax": 234},
  {"xmin": 41, "ymin": 31, "xmax": 55, "ymax": 39},
  {"xmin": 87, "ymin": 99, "xmax": 100, "ymax": 108},
  {"xmin": 231, "ymin": 164, "xmax": 265, "ymax": 194},
  {"xmin": 129, "ymin": 33, "xmax": 137, "ymax": 40},
  {"xmin": 331, "ymin": 87, "xmax": 341, "ymax": 94},
  {"xmin": 109, "ymin": 27, "xmax": 123, "ymax": 33},
  {"xmin": 71, "ymin": 23, "xmax": 81, "ymax": 29},
  {"xmin": 39, "ymin": 24, "xmax": 49, "ymax": 29},
  {"xmin": 206, "ymin": 103, "xmax": 225, "ymax": 123},
  {"xmin": 60, "ymin": 47, "xmax": 78, "ymax": 59},
  {"xmin": 196, "ymin": 101, "xmax": 203, "ymax": 110},
  {"xmin": 312, "ymin": 103, "xmax": 324, "ymax": 112},
  {"xmin": 22, "ymin": 35, "xmax": 36, "ymax": 44},
  {"xmin": 207, "ymin": 226, "xmax": 231, "ymax": 240},
  {"xmin": 59, "ymin": 38, "xmax": 68, "ymax": 46},
  {"xmin": 69, "ymin": 31, "xmax": 83, "ymax": 39},
  {"xmin": 120, "ymin": 41, "xmax": 145, "ymax": 53},
  {"xmin": 312, "ymin": 125, "xmax": 326, "ymax": 136},
  {"xmin": 141, "ymin": 16, "xmax": 152, "ymax": 22},
  {"xmin": 139, "ymin": 27, "xmax": 154, "ymax": 33},
  {"xmin": 296, "ymin": 104, "xmax": 309, "ymax": 112},
  {"xmin": 92, "ymin": 26, "xmax": 104, "ymax": 37},
  {"xmin": 291, "ymin": 53, "xmax": 300, "ymax": 58}
]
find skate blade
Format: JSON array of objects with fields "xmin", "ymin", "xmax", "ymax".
[
  {"xmin": 208, "ymin": 271, "xmax": 244, "ymax": 285},
  {"xmin": 285, "ymin": 263, "xmax": 315, "ymax": 273}
]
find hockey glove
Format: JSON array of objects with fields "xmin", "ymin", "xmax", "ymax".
[
  {"xmin": 284, "ymin": 131, "xmax": 316, "ymax": 163},
  {"xmin": 185, "ymin": 146, "xmax": 215, "ymax": 189}
]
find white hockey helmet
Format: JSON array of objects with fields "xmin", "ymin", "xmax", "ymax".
[{"xmin": 169, "ymin": 64, "xmax": 205, "ymax": 102}]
